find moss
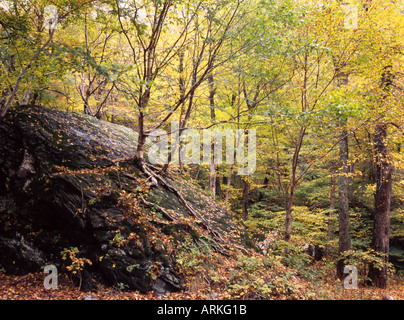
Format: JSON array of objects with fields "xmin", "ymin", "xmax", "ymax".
[{"xmin": 161, "ymin": 223, "xmax": 200, "ymax": 244}]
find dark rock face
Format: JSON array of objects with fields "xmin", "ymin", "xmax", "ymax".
[
  {"xmin": 0, "ymin": 105, "xmax": 249, "ymax": 293},
  {"xmin": 0, "ymin": 235, "xmax": 46, "ymax": 275}
]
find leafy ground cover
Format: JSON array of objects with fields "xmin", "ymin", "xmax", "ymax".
[{"xmin": 1, "ymin": 258, "xmax": 403, "ymax": 300}]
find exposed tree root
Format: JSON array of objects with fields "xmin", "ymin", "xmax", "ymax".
[
  {"xmin": 110, "ymin": 156, "xmax": 247, "ymax": 255},
  {"xmin": 139, "ymin": 195, "xmax": 177, "ymax": 222},
  {"xmin": 141, "ymin": 160, "xmax": 238, "ymax": 255}
]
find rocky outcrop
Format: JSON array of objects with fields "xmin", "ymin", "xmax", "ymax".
[{"xmin": 0, "ymin": 105, "xmax": 251, "ymax": 293}]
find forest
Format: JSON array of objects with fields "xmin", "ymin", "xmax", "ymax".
[{"xmin": 1, "ymin": 0, "xmax": 404, "ymax": 301}]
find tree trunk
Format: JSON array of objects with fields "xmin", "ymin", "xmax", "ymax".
[
  {"xmin": 336, "ymin": 124, "xmax": 351, "ymax": 280},
  {"xmin": 263, "ymin": 176, "xmax": 269, "ymax": 188},
  {"xmin": 283, "ymin": 127, "xmax": 305, "ymax": 242},
  {"xmin": 135, "ymin": 110, "xmax": 146, "ymax": 167},
  {"xmin": 333, "ymin": 61, "xmax": 351, "ymax": 279},
  {"xmin": 225, "ymin": 164, "xmax": 233, "ymax": 208},
  {"xmin": 326, "ymin": 171, "xmax": 336, "ymax": 254},
  {"xmin": 368, "ymin": 66, "xmax": 393, "ymax": 288},
  {"xmin": 178, "ymin": 52, "xmax": 185, "ymax": 173},
  {"xmin": 368, "ymin": 123, "xmax": 392, "ymax": 288},
  {"xmin": 209, "ymin": 158, "xmax": 216, "ymax": 197},
  {"xmin": 284, "ymin": 190, "xmax": 294, "ymax": 242},
  {"xmin": 208, "ymin": 72, "xmax": 216, "ymax": 196},
  {"xmin": 224, "ymin": 92, "xmax": 237, "ymax": 209},
  {"xmin": 215, "ymin": 174, "xmax": 222, "ymax": 199},
  {"xmin": 241, "ymin": 178, "xmax": 249, "ymax": 220},
  {"xmin": 215, "ymin": 174, "xmax": 223, "ymax": 199}
]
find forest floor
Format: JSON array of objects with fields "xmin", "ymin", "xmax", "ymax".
[{"xmin": 1, "ymin": 271, "xmax": 403, "ymax": 300}]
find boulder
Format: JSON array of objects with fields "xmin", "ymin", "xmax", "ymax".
[{"xmin": 0, "ymin": 105, "xmax": 251, "ymax": 293}]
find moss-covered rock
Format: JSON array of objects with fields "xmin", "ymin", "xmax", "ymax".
[{"xmin": 0, "ymin": 105, "xmax": 251, "ymax": 293}]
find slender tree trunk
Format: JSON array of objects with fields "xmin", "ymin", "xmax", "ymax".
[
  {"xmin": 284, "ymin": 189, "xmax": 295, "ymax": 242},
  {"xmin": 84, "ymin": 100, "xmax": 92, "ymax": 116},
  {"xmin": 135, "ymin": 82, "xmax": 153, "ymax": 167},
  {"xmin": 208, "ymin": 72, "xmax": 216, "ymax": 196},
  {"xmin": 263, "ymin": 176, "xmax": 269, "ymax": 188},
  {"xmin": 336, "ymin": 123, "xmax": 351, "ymax": 280},
  {"xmin": 194, "ymin": 165, "xmax": 201, "ymax": 180},
  {"xmin": 332, "ymin": 62, "xmax": 351, "ymax": 279},
  {"xmin": 224, "ymin": 94, "xmax": 237, "ymax": 209},
  {"xmin": 22, "ymin": 90, "xmax": 33, "ymax": 105},
  {"xmin": 208, "ymin": 73, "xmax": 216, "ymax": 121},
  {"xmin": 241, "ymin": 178, "xmax": 249, "ymax": 220},
  {"xmin": 326, "ymin": 170, "xmax": 336, "ymax": 255},
  {"xmin": 225, "ymin": 164, "xmax": 233, "ymax": 208},
  {"xmin": 135, "ymin": 91, "xmax": 150, "ymax": 167},
  {"xmin": 178, "ymin": 52, "xmax": 185, "ymax": 173},
  {"xmin": 284, "ymin": 127, "xmax": 305, "ymax": 242},
  {"xmin": 136, "ymin": 110, "xmax": 146, "ymax": 165},
  {"xmin": 209, "ymin": 158, "xmax": 216, "ymax": 197}
]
